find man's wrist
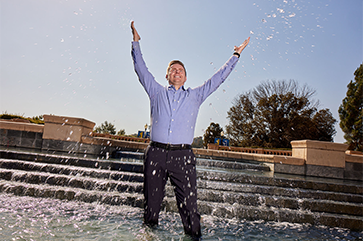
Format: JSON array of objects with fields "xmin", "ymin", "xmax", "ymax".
[{"xmin": 233, "ymin": 52, "xmax": 240, "ymax": 58}]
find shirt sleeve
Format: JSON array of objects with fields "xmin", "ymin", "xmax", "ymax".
[
  {"xmin": 131, "ymin": 41, "xmax": 162, "ymax": 97},
  {"xmin": 194, "ymin": 55, "xmax": 239, "ymax": 104}
]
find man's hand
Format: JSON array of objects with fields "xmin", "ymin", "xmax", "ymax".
[
  {"xmin": 234, "ymin": 37, "xmax": 250, "ymax": 54},
  {"xmin": 131, "ymin": 21, "xmax": 141, "ymax": 42}
]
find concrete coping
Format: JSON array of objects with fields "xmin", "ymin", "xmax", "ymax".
[
  {"xmin": 291, "ymin": 140, "xmax": 348, "ymax": 151},
  {"xmin": 81, "ymin": 136, "xmax": 149, "ymax": 150},
  {"xmin": 0, "ymin": 120, "xmax": 44, "ymax": 133},
  {"xmin": 193, "ymin": 148, "xmax": 275, "ymax": 163},
  {"xmin": 43, "ymin": 114, "xmax": 95, "ymax": 129},
  {"xmin": 345, "ymin": 153, "xmax": 363, "ymax": 164},
  {"xmin": 273, "ymin": 155, "xmax": 305, "ymax": 165}
]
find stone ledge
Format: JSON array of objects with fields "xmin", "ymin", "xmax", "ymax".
[
  {"xmin": 346, "ymin": 154, "xmax": 363, "ymax": 164},
  {"xmin": 193, "ymin": 148, "xmax": 274, "ymax": 163},
  {"xmin": 81, "ymin": 136, "xmax": 149, "ymax": 151},
  {"xmin": 43, "ymin": 114, "xmax": 95, "ymax": 129},
  {"xmin": 274, "ymin": 156, "xmax": 305, "ymax": 165},
  {"xmin": 0, "ymin": 121, "xmax": 44, "ymax": 133},
  {"xmin": 291, "ymin": 140, "xmax": 348, "ymax": 151}
]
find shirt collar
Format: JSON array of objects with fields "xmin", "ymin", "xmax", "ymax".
[{"xmin": 168, "ymin": 85, "xmax": 186, "ymax": 91}]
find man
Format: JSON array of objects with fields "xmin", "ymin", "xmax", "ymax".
[{"xmin": 131, "ymin": 21, "xmax": 249, "ymax": 240}]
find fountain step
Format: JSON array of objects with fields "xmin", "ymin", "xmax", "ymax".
[
  {"xmin": 198, "ymin": 171, "xmax": 363, "ymax": 195},
  {"xmin": 1, "ymin": 150, "xmax": 362, "ymax": 195},
  {"xmin": 0, "ymin": 168, "xmax": 143, "ymax": 194},
  {"xmin": 197, "ymin": 158, "xmax": 270, "ymax": 172},
  {"xmin": 1, "ymin": 150, "xmax": 363, "ymax": 231},
  {"xmin": 1, "ymin": 179, "xmax": 362, "ymax": 232},
  {"xmin": 0, "ymin": 150, "xmax": 144, "ymax": 173},
  {"xmin": 198, "ymin": 180, "xmax": 363, "ymax": 204},
  {"xmin": 163, "ymin": 198, "xmax": 363, "ymax": 231},
  {"xmin": 1, "ymin": 158, "xmax": 361, "ymax": 205},
  {"xmin": 0, "ymin": 180, "xmax": 144, "ymax": 207},
  {"xmin": 1, "ymin": 164, "xmax": 360, "ymax": 218},
  {"xmin": 113, "ymin": 151, "xmax": 271, "ymax": 172},
  {"xmin": 1, "ymin": 156, "xmax": 362, "ymax": 210},
  {"xmin": 195, "ymin": 188, "xmax": 363, "ymax": 217},
  {"xmin": 0, "ymin": 158, "xmax": 143, "ymax": 182}
]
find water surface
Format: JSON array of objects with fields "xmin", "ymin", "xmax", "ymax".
[{"xmin": 0, "ymin": 193, "xmax": 361, "ymax": 240}]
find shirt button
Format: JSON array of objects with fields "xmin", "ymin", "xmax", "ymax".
[{"xmin": 172, "ymin": 119, "xmax": 174, "ymax": 121}]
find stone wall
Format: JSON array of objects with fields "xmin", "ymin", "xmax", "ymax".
[
  {"xmin": 0, "ymin": 120, "xmax": 44, "ymax": 150},
  {"xmin": 0, "ymin": 115, "xmax": 362, "ymax": 181}
]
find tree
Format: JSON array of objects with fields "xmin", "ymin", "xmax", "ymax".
[
  {"xmin": 226, "ymin": 80, "xmax": 336, "ymax": 149},
  {"xmin": 117, "ymin": 129, "xmax": 126, "ymax": 136},
  {"xmin": 192, "ymin": 136, "xmax": 203, "ymax": 148},
  {"xmin": 203, "ymin": 122, "xmax": 223, "ymax": 147},
  {"xmin": 94, "ymin": 121, "xmax": 116, "ymax": 135},
  {"xmin": 338, "ymin": 63, "xmax": 363, "ymax": 151}
]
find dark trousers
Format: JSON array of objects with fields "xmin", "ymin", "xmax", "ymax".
[{"xmin": 143, "ymin": 145, "xmax": 201, "ymax": 238}]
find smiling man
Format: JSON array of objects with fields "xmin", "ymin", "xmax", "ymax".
[{"xmin": 131, "ymin": 21, "xmax": 249, "ymax": 240}]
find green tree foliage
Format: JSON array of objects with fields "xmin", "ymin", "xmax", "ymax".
[
  {"xmin": 226, "ymin": 80, "xmax": 337, "ymax": 148},
  {"xmin": 338, "ymin": 63, "xmax": 363, "ymax": 151},
  {"xmin": 192, "ymin": 136, "xmax": 203, "ymax": 148},
  {"xmin": 117, "ymin": 129, "xmax": 126, "ymax": 136},
  {"xmin": 203, "ymin": 122, "xmax": 223, "ymax": 147},
  {"xmin": 94, "ymin": 121, "xmax": 116, "ymax": 135}
]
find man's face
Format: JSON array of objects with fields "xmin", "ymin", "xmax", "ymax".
[{"xmin": 166, "ymin": 63, "xmax": 187, "ymax": 89}]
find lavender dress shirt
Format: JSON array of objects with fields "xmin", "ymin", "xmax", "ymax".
[{"xmin": 132, "ymin": 41, "xmax": 239, "ymax": 145}]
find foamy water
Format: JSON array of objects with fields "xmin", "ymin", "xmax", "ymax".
[{"xmin": 0, "ymin": 194, "xmax": 361, "ymax": 240}]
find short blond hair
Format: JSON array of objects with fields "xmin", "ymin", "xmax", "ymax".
[{"xmin": 166, "ymin": 60, "xmax": 187, "ymax": 76}]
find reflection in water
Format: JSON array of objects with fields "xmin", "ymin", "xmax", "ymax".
[{"xmin": 0, "ymin": 194, "xmax": 361, "ymax": 240}]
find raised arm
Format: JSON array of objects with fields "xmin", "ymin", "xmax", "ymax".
[
  {"xmin": 131, "ymin": 21, "xmax": 141, "ymax": 42},
  {"xmin": 194, "ymin": 37, "xmax": 250, "ymax": 103}
]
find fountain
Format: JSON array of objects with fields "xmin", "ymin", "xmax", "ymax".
[{"xmin": 0, "ymin": 115, "xmax": 362, "ymax": 240}]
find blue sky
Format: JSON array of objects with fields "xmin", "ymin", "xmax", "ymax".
[{"xmin": 1, "ymin": 0, "xmax": 362, "ymax": 144}]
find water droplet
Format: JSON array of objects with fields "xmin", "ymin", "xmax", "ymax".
[
  {"xmin": 61, "ymin": 39, "xmax": 64, "ymax": 43},
  {"xmin": 152, "ymin": 170, "xmax": 156, "ymax": 175},
  {"xmin": 250, "ymin": 30, "xmax": 254, "ymax": 35}
]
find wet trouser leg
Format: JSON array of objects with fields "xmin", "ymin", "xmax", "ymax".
[
  {"xmin": 143, "ymin": 146, "xmax": 168, "ymax": 226},
  {"xmin": 167, "ymin": 149, "xmax": 201, "ymax": 238},
  {"xmin": 143, "ymin": 146, "xmax": 201, "ymax": 239}
]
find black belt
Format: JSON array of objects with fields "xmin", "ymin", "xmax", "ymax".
[{"xmin": 150, "ymin": 141, "xmax": 192, "ymax": 150}]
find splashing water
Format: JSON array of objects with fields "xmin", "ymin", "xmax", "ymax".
[{"xmin": 0, "ymin": 194, "xmax": 361, "ymax": 240}]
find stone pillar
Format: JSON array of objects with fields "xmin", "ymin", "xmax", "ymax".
[
  {"xmin": 42, "ymin": 115, "xmax": 95, "ymax": 154},
  {"xmin": 43, "ymin": 115, "xmax": 95, "ymax": 142},
  {"xmin": 291, "ymin": 140, "xmax": 348, "ymax": 179}
]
